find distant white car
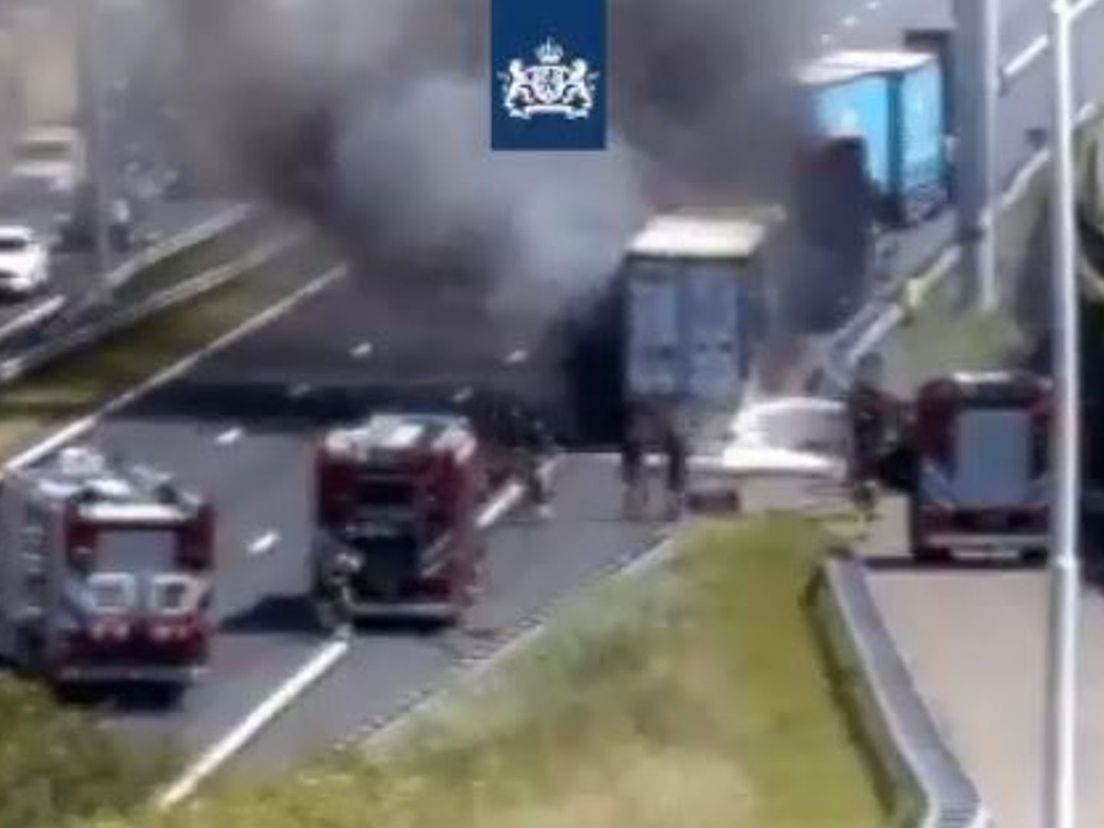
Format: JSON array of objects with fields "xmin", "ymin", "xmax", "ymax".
[{"xmin": 0, "ymin": 225, "xmax": 51, "ymax": 298}]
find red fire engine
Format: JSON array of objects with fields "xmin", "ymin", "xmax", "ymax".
[
  {"xmin": 0, "ymin": 446, "xmax": 215, "ymax": 688},
  {"xmin": 907, "ymin": 371, "xmax": 1050, "ymax": 563},
  {"xmin": 309, "ymin": 412, "xmax": 489, "ymax": 628}
]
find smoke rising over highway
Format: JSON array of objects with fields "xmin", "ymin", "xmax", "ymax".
[{"xmin": 165, "ymin": 0, "xmax": 823, "ymax": 327}]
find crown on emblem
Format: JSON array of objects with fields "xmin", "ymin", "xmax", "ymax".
[{"xmin": 535, "ymin": 38, "xmax": 565, "ymax": 65}]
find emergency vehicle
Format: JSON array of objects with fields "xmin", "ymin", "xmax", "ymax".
[
  {"xmin": 907, "ymin": 371, "xmax": 1050, "ymax": 563},
  {"xmin": 309, "ymin": 412, "xmax": 489, "ymax": 628},
  {"xmin": 0, "ymin": 446, "xmax": 215, "ymax": 688}
]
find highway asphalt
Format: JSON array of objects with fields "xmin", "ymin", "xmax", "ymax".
[
  {"xmin": 8, "ymin": 0, "xmax": 1103, "ymax": 790},
  {"xmin": 61, "ymin": 265, "xmax": 666, "ymax": 772}
]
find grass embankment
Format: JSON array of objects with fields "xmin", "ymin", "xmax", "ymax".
[
  {"xmin": 885, "ymin": 172, "xmax": 1049, "ymax": 392},
  {"xmin": 85, "ymin": 517, "xmax": 886, "ymax": 828},
  {"xmin": 0, "ymin": 677, "xmax": 176, "ymax": 828},
  {"xmin": 109, "ymin": 211, "xmax": 271, "ymax": 306}
]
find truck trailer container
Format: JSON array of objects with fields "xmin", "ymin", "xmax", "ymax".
[
  {"xmin": 802, "ymin": 49, "xmax": 949, "ymax": 226},
  {"xmin": 563, "ymin": 208, "xmax": 784, "ymax": 446},
  {"xmin": 799, "ymin": 63, "xmax": 892, "ymax": 204},
  {"xmin": 819, "ymin": 49, "xmax": 948, "ymax": 224}
]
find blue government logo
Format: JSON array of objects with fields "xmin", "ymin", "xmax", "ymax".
[{"xmin": 497, "ymin": 37, "xmax": 600, "ymax": 121}]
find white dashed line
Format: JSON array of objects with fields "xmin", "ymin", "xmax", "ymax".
[
  {"xmin": 247, "ymin": 531, "xmax": 280, "ymax": 557},
  {"xmin": 452, "ymin": 386, "xmax": 474, "ymax": 404},
  {"xmin": 215, "ymin": 427, "xmax": 244, "ymax": 446},
  {"xmin": 843, "ymin": 14, "xmax": 858, "ymax": 27},
  {"xmin": 350, "ymin": 341, "xmax": 374, "ymax": 359},
  {"xmin": 504, "ymin": 348, "xmax": 528, "ymax": 366}
]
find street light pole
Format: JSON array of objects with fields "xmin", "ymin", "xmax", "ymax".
[
  {"xmin": 1043, "ymin": 0, "xmax": 1082, "ymax": 827},
  {"xmin": 952, "ymin": 0, "xmax": 1000, "ymax": 312},
  {"xmin": 77, "ymin": 0, "xmax": 109, "ymax": 281}
]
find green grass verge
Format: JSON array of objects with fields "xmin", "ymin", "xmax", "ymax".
[
  {"xmin": 0, "ymin": 676, "xmax": 177, "ymax": 828},
  {"xmin": 893, "ymin": 273, "xmax": 1024, "ymax": 383},
  {"xmin": 83, "ymin": 517, "xmax": 887, "ymax": 828},
  {"xmin": 884, "ymin": 178, "xmax": 1047, "ymax": 392},
  {"xmin": 109, "ymin": 213, "xmax": 272, "ymax": 307},
  {"xmin": 806, "ymin": 565, "xmax": 925, "ymax": 828}
]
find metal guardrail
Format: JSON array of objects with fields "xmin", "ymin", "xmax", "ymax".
[
  {"xmin": 824, "ymin": 556, "xmax": 992, "ymax": 828},
  {"xmin": 103, "ymin": 203, "xmax": 256, "ymax": 291},
  {"xmin": 0, "ymin": 228, "xmax": 308, "ymax": 385}
]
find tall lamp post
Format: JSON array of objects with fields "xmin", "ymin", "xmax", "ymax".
[
  {"xmin": 77, "ymin": 0, "xmax": 109, "ymax": 282},
  {"xmin": 1043, "ymin": 0, "xmax": 1082, "ymax": 826}
]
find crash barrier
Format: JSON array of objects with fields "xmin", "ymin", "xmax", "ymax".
[
  {"xmin": 103, "ymin": 203, "xmax": 256, "ymax": 291},
  {"xmin": 808, "ymin": 242, "xmax": 958, "ymax": 398},
  {"xmin": 815, "ymin": 102, "xmax": 1104, "ymax": 398},
  {"xmin": 0, "ymin": 226, "xmax": 311, "ymax": 385},
  {"xmin": 0, "ymin": 204, "xmax": 256, "ymax": 355},
  {"xmin": 815, "ymin": 553, "xmax": 992, "ymax": 828}
]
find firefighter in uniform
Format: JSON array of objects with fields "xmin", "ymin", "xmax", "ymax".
[
  {"xmin": 845, "ymin": 353, "xmax": 899, "ymax": 521},
  {"xmin": 620, "ymin": 404, "xmax": 689, "ymax": 521},
  {"xmin": 620, "ymin": 410, "xmax": 647, "ymax": 518},
  {"xmin": 510, "ymin": 406, "xmax": 554, "ymax": 520},
  {"xmin": 660, "ymin": 407, "xmax": 689, "ymax": 521}
]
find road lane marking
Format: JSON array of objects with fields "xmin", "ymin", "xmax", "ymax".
[
  {"xmin": 452, "ymin": 386, "xmax": 473, "ymax": 404},
  {"xmin": 0, "ymin": 295, "xmax": 67, "ymax": 345},
  {"xmin": 154, "ymin": 638, "xmax": 350, "ymax": 810},
  {"xmin": 504, "ymin": 348, "xmax": 528, "ymax": 365},
  {"xmin": 156, "ymin": 464, "xmax": 552, "ymax": 809},
  {"xmin": 247, "ymin": 530, "xmax": 280, "ymax": 557},
  {"xmin": 350, "ymin": 341, "xmax": 373, "ymax": 359},
  {"xmin": 215, "ymin": 427, "xmax": 243, "ymax": 446},
  {"xmin": 6, "ymin": 263, "xmax": 349, "ymax": 471},
  {"xmin": 843, "ymin": 14, "xmax": 858, "ymax": 26}
]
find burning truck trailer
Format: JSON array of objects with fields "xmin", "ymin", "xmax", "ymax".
[
  {"xmin": 560, "ymin": 207, "xmax": 786, "ymax": 454},
  {"xmin": 0, "ymin": 447, "xmax": 215, "ymax": 697}
]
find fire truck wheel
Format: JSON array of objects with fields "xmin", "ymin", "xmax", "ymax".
[
  {"xmin": 12, "ymin": 631, "xmax": 42, "ymax": 677},
  {"xmin": 146, "ymin": 682, "xmax": 186, "ymax": 709},
  {"xmin": 912, "ymin": 546, "xmax": 952, "ymax": 565}
]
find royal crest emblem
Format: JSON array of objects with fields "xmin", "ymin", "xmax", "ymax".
[{"xmin": 498, "ymin": 38, "xmax": 599, "ymax": 120}]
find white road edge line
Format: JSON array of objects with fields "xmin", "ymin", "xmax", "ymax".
[
  {"xmin": 155, "ymin": 462, "xmax": 556, "ymax": 809},
  {"xmin": 5, "ymin": 263, "xmax": 349, "ymax": 472},
  {"xmin": 0, "ymin": 295, "xmax": 67, "ymax": 343},
  {"xmin": 154, "ymin": 638, "xmax": 350, "ymax": 810},
  {"xmin": 247, "ymin": 530, "xmax": 280, "ymax": 557}
]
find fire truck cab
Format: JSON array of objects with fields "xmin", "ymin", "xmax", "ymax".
[
  {"xmin": 310, "ymin": 412, "xmax": 489, "ymax": 629},
  {"xmin": 907, "ymin": 371, "xmax": 1050, "ymax": 563},
  {"xmin": 0, "ymin": 446, "xmax": 215, "ymax": 688}
]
